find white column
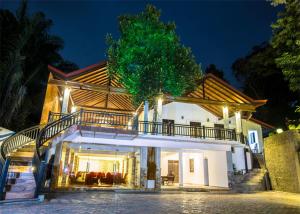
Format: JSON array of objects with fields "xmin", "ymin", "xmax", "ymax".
[
  {"xmin": 179, "ymin": 151, "xmax": 183, "ymax": 187},
  {"xmin": 156, "ymin": 96, "xmax": 163, "ymax": 123},
  {"xmin": 144, "ymin": 100, "xmax": 149, "ymax": 133},
  {"xmin": 203, "ymin": 157, "xmax": 209, "ymax": 186},
  {"xmin": 155, "ymin": 147, "xmax": 161, "ymax": 189},
  {"xmin": 61, "ymin": 88, "xmax": 71, "ymax": 113},
  {"xmin": 140, "ymin": 147, "xmax": 148, "ymax": 188},
  {"xmin": 235, "ymin": 111, "xmax": 242, "ymax": 133},
  {"xmin": 222, "ymin": 106, "xmax": 229, "ymax": 129}
]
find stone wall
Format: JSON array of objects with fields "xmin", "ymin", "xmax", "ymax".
[{"xmin": 264, "ymin": 130, "xmax": 300, "ymax": 193}]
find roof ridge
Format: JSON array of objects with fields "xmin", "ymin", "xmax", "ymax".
[{"xmin": 48, "ymin": 61, "xmax": 107, "ymax": 79}]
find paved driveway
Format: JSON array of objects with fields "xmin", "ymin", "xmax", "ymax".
[{"xmin": 1, "ymin": 191, "xmax": 300, "ymax": 214}]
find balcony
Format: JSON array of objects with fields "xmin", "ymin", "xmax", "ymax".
[{"xmin": 48, "ymin": 110, "xmax": 245, "ymax": 143}]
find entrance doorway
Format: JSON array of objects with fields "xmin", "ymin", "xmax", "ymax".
[
  {"xmin": 168, "ymin": 160, "xmax": 179, "ymax": 183},
  {"xmin": 214, "ymin": 124, "xmax": 224, "ymax": 139}
]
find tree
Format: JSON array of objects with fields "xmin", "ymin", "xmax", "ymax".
[
  {"xmin": 107, "ymin": 5, "xmax": 202, "ymax": 105},
  {"xmin": 205, "ymin": 64, "xmax": 225, "ymax": 80},
  {"xmin": 271, "ymin": 0, "xmax": 300, "ymax": 93},
  {"xmin": 0, "ymin": 1, "xmax": 77, "ymax": 130},
  {"xmin": 232, "ymin": 42, "xmax": 299, "ymax": 128}
]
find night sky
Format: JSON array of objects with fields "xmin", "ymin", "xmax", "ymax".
[{"xmin": 1, "ymin": 0, "xmax": 282, "ymax": 87}]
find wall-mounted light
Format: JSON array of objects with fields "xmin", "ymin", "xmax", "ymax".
[
  {"xmin": 128, "ymin": 121, "xmax": 132, "ymax": 126},
  {"xmin": 276, "ymin": 128, "xmax": 283, "ymax": 134},
  {"xmin": 223, "ymin": 106, "xmax": 228, "ymax": 115},
  {"xmin": 59, "ymin": 97, "xmax": 63, "ymax": 101},
  {"xmin": 157, "ymin": 97, "xmax": 163, "ymax": 106},
  {"xmin": 235, "ymin": 111, "xmax": 241, "ymax": 119},
  {"xmin": 71, "ymin": 106, "xmax": 77, "ymax": 113}
]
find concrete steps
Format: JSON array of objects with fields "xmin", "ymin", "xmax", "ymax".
[
  {"xmin": 4, "ymin": 143, "xmax": 37, "ymax": 200},
  {"xmin": 231, "ymin": 169, "xmax": 267, "ymax": 193}
]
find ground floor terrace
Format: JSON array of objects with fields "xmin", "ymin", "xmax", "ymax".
[
  {"xmin": 48, "ymin": 129, "xmax": 250, "ymax": 191},
  {"xmin": 1, "ymin": 191, "xmax": 300, "ymax": 214}
]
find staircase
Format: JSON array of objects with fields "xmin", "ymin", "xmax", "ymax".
[
  {"xmin": 231, "ymin": 169, "xmax": 267, "ymax": 193},
  {"xmin": 4, "ymin": 143, "xmax": 36, "ymax": 200},
  {"xmin": 0, "ymin": 112, "xmax": 79, "ymax": 201}
]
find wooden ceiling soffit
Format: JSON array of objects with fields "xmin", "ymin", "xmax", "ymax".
[
  {"xmin": 165, "ymin": 95, "xmax": 256, "ymax": 112},
  {"xmin": 77, "ymin": 105, "xmax": 135, "ymax": 113},
  {"xmin": 205, "ymin": 76, "xmax": 252, "ymax": 103},
  {"xmin": 48, "ymin": 79, "xmax": 130, "ymax": 96},
  {"xmin": 204, "ymin": 81, "xmax": 240, "ymax": 103}
]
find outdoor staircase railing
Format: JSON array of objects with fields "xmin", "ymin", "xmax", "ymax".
[
  {"xmin": 0, "ymin": 125, "xmax": 43, "ymax": 162},
  {"xmin": 0, "ymin": 125, "xmax": 44, "ymax": 200}
]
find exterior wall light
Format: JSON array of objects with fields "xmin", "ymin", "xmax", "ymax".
[
  {"xmin": 276, "ymin": 128, "xmax": 283, "ymax": 134},
  {"xmin": 71, "ymin": 106, "xmax": 77, "ymax": 113},
  {"xmin": 222, "ymin": 106, "xmax": 228, "ymax": 115}
]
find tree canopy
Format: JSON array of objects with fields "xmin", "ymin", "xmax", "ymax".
[
  {"xmin": 271, "ymin": 0, "xmax": 300, "ymax": 93},
  {"xmin": 0, "ymin": 1, "xmax": 78, "ymax": 130},
  {"xmin": 107, "ymin": 5, "xmax": 202, "ymax": 105},
  {"xmin": 205, "ymin": 64, "xmax": 226, "ymax": 80},
  {"xmin": 232, "ymin": 42, "xmax": 299, "ymax": 128}
]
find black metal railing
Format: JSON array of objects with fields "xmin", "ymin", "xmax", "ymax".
[
  {"xmin": 138, "ymin": 121, "xmax": 241, "ymax": 141},
  {"xmin": 0, "ymin": 125, "xmax": 43, "ymax": 161},
  {"xmin": 80, "ymin": 110, "xmax": 135, "ymax": 127},
  {"xmin": 0, "ymin": 108, "xmax": 247, "ymax": 199},
  {"xmin": 48, "ymin": 112, "xmax": 69, "ymax": 122}
]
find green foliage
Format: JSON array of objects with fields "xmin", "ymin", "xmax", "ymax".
[
  {"xmin": 107, "ymin": 5, "xmax": 202, "ymax": 104},
  {"xmin": 0, "ymin": 1, "xmax": 77, "ymax": 130},
  {"xmin": 232, "ymin": 42, "xmax": 299, "ymax": 128},
  {"xmin": 271, "ymin": 0, "xmax": 300, "ymax": 93}
]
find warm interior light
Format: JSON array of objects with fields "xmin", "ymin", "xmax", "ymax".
[
  {"xmin": 276, "ymin": 128, "xmax": 283, "ymax": 134},
  {"xmin": 59, "ymin": 97, "xmax": 63, "ymax": 101}
]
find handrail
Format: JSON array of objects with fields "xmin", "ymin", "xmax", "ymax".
[
  {"xmin": 0, "ymin": 125, "xmax": 44, "ymax": 162},
  {"xmin": 36, "ymin": 109, "xmax": 137, "ymax": 160},
  {"xmin": 138, "ymin": 121, "xmax": 241, "ymax": 142},
  {"xmin": 35, "ymin": 111, "xmax": 81, "ymax": 159}
]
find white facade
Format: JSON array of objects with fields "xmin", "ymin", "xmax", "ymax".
[{"xmin": 47, "ymin": 101, "xmax": 263, "ymax": 189}]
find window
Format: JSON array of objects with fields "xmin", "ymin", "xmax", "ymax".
[
  {"xmin": 189, "ymin": 159, "xmax": 194, "ymax": 173},
  {"xmin": 248, "ymin": 130, "xmax": 259, "ymax": 153}
]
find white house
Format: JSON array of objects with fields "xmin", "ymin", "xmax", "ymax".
[{"xmin": 0, "ymin": 61, "xmax": 269, "ymax": 200}]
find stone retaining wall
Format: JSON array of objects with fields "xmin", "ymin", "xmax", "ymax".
[{"xmin": 264, "ymin": 130, "xmax": 300, "ymax": 193}]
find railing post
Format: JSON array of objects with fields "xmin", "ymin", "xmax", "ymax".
[
  {"xmin": 202, "ymin": 126, "xmax": 206, "ymax": 139},
  {"xmin": 0, "ymin": 157, "xmax": 11, "ymax": 200},
  {"xmin": 133, "ymin": 115, "xmax": 138, "ymax": 131},
  {"xmin": 34, "ymin": 160, "xmax": 47, "ymax": 198},
  {"xmin": 48, "ymin": 111, "xmax": 52, "ymax": 123}
]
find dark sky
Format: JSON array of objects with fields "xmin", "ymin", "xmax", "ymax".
[{"xmin": 1, "ymin": 0, "xmax": 281, "ymax": 87}]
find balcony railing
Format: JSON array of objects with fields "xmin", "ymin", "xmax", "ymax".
[
  {"xmin": 47, "ymin": 110, "xmax": 244, "ymax": 143},
  {"xmin": 138, "ymin": 121, "xmax": 241, "ymax": 141}
]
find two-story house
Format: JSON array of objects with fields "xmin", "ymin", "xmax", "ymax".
[{"xmin": 0, "ymin": 61, "xmax": 268, "ymax": 200}]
